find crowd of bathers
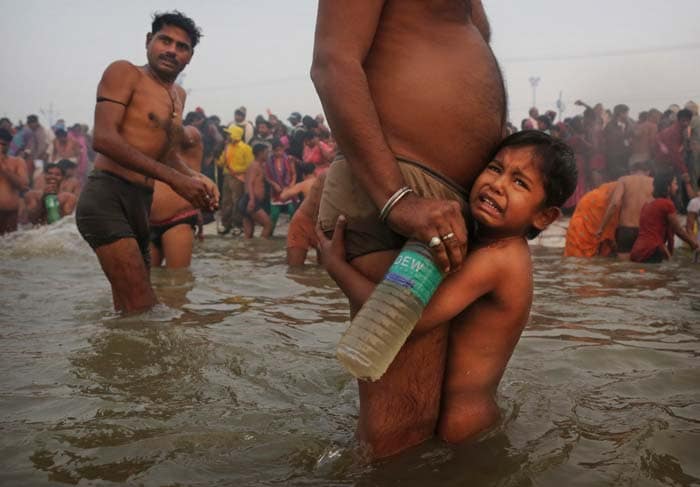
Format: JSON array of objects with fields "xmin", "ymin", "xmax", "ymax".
[
  {"xmin": 512, "ymin": 100, "xmax": 700, "ymax": 213},
  {"xmin": 2, "ymin": 100, "xmax": 699, "ymax": 264}
]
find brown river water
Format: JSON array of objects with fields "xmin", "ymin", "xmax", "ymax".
[{"xmin": 1, "ymin": 217, "xmax": 698, "ymax": 486}]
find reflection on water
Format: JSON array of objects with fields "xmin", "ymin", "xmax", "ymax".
[{"xmin": 1, "ymin": 221, "xmax": 698, "ymax": 486}]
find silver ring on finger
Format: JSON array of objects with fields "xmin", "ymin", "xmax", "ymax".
[
  {"xmin": 442, "ymin": 232, "xmax": 455, "ymax": 241},
  {"xmin": 428, "ymin": 236, "xmax": 442, "ymax": 248}
]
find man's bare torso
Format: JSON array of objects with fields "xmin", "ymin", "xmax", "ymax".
[
  {"xmin": 365, "ymin": 0, "xmax": 506, "ymax": 187},
  {"xmin": 94, "ymin": 63, "xmax": 185, "ymax": 187},
  {"xmin": 619, "ymin": 173, "xmax": 653, "ymax": 227},
  {"xmin": 630, "ymin": 121, "xmax": 657, "ymax": 162},
  {"xmin": 246, "ymin": 161, "xmax": 267, "ymax": 203}
]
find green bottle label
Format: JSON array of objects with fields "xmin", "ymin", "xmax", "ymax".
[
  {"xmin": 385, "ymin": 249, "xmax": 443, "ymax": 306},
  {"xmin": 44, "ymin": 194, "xmax": 61, "ymax": 224}
]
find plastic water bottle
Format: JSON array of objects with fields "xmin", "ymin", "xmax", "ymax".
[
  {"xmin": 336, "ymin": 240, "xmax": 444, "ymax": 381},
  {"xmin": 44, "ymin": 194, "xmax": 61, "ymax": 224}
]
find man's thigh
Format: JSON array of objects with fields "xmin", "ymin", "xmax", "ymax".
[
  {"xmin": 161, "ymin": 224, "xmax": 195, "ymax": 268},
  {"xmin": 350, "ymin": 251, "xmax": 449, "ymax": 457},
  {"xmin": 94, "ymin": 237, "xmax": 156, "ymax": 312},
  {"xmin": 357, "ymin": 325, "xmax": 449, "ymax": 456}
]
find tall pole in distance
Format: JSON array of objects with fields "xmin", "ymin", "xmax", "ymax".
[
  {"xmin": 556, "ymin": 91, "xmax": 565, "ymax": 122},
  {"xmin": 528, "ymin": 76, "xmax": 541, "ymax": 110}
]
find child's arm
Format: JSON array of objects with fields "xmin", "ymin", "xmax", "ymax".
[
  {"xmin": 280, "ymin": 180, "xmax": 306, "ymax": 201},
  {"xmin": 316, "ymin": 217, "xmax": 504, "ymax": 333}
]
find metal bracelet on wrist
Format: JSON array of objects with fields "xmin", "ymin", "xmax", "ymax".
[{"xmin": 379, "ymin": 186, "xmax": 414, "ymax": 223}]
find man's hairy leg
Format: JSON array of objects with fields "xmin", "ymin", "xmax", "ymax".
[
  {"xmin": 350, "ymin": 251, "xmax": 449, "ymax": 459},
  {"xmin": 95, "ymin": 238, "xmax": 157, "ymax": 313}
]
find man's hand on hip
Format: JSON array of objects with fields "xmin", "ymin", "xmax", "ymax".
[{"xmin": 386, "ymin": 193, "xmax": 468, "ymax": 274}]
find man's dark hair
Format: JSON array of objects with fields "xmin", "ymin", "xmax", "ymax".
[
  {"xmin": 490, "ymin": 130, "xmax": 577, "ymax": 239},
  {"xmin": 613, "ymin": 104, "xmax": 629, "ymax": 117},
  {"xmin": 629, "ymin": 159, "xmax": 651, "ymax": 173},
  {"xmin": 57, "ymin": 159, "xmax": 77, "ymax": 171},
  {"xmin": 152, "ymin": 11, "xmax": 202, "ymax": 48},
  {"xmin": 303, "ymin": 131, "xmax": 318, "ymax": 142},
  {"xmin": 27, "ymin": 114, "xmax": 39, "ymax": 124},
  {"xmin": 184, "ymin": 111, "xmax": 204, "ymax": 126},
  {"xmin": 299, "ymin": 162, "xmax": 316, "ymax": 177},
  {"xmin": 0, "ymin": 117, "xmax": 11, "ymax": 125},
  {"xmin": 252, "ymin": 143, "xmax": 268, "ymax": 158},
  {"xmin": 677, "ymin": 109, "xmax": 693, "ymax": 122},
  {"xmin": 0, "ymin": 128, "xmax": 12, "ymax": 143},
  {"xmin": 537, "ymin": 115, "xmax": 552, "ymax": 131},
  {"xmin": 44, "ymin": 162, "xmax": 66, "ymax": 175},
  {"xmin": 54, "ymin": 128, "xmax": 67, "ymax": 137},
  {"xmin": 271, "ymin": 138, "xmax": 284, "ymax": 150},
  {"xmin": 652, "ymin": 170, "xmax": 675, "ymax": 198},
  {"xmin": 302, "ymin": 115, "xmax": 318, "ymax": 130}
]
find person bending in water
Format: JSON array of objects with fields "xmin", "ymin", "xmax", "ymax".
[
  {"xmin": 317, "ymin": 131, "xmax": 577, "ymax": 456},
  {"xmin": 596, "ymin": 160, "xmax": 653, "ymax": 259},
  {"xmin": 75, "ymin": 12, "xmax": 218, "ymax": 312},
  {"xmin": 630, "ymin": 171, "xmax": 699, "ymax": 263},
  {"xmin": 311, "ymin": 0, "xmax": 506, "ymax": 458},
  {"xmin": 149, "ymin": 124, "xmax": 204, "ymax": 268}
]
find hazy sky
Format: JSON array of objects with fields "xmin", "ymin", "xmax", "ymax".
[{"xmin": 2, "ymin": 0, "xmax": 699, "ymax": 128}]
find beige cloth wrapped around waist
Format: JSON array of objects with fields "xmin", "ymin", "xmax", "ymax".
[{"xmin": 318, "ymin": 155, "xmax": 469, "ymax": 261}]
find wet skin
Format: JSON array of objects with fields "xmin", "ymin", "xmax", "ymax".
[{"xmin": 312, "ymin": 0, "xmax": 508, "ymax": 458}]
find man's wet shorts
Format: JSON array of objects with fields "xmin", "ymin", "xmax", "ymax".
[
  {"xmin": 76, "ymin": 170, "xmax": 154, "ymax": 266},
  {"xmin": 615, "ymin": 225, "xmax": 639, "ymax": 253},
  {"xmin": 317, "ymin": 155, "xmax": 469, "ymax": 261}
]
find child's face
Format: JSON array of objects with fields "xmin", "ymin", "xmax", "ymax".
[{"xmin": 469, "ymin": 146, "xmax": 556, "ymax": 238}]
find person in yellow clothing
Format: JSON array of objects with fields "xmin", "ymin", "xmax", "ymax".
[
  {"xmin": 564, "ymin": 182, "xmax": 620, "ymax": 258},
  {"xmin": 217, "ymin": 125, "xmax": 254, "ymax": 234}
]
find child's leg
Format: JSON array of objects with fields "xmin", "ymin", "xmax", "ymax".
[
  {"xmin": 253, "ymin": 209, "xmax": 273, "ymax": 238},
  {"xmin": 242, "ymin": 215, "xmax": 254, "ymax": 238},
  {"xmin": 269, "ymin": 205, "xmax": 281, "ymax": 233}
]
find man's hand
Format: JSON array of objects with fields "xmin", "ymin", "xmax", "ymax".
[
  {"xmin": 169, "ymin": 172, "xmax": 216, "ymax": 211},
  {"xmin": 194, "ymin": 172, "xmax": 220, "ymax": 211},
  {"xmin": 386, "ymin": 193, "xmax": 467, "ymax": 273},
  {"xmin": 315, "ymin": 215, "xmax": 348, "ymax": 271}
]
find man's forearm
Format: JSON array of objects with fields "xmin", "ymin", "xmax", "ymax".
[
  {"xmin": 94, "ymin": 133, "xmax": 178, "ymax": 184},
  {"xmin": 166, "ymin": 152, "xmax": 198, "ymax": 178}
]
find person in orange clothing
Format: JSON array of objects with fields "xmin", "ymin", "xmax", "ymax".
[{"xmin": 564, "ymin": 182, "xmax": 619, "ymax": 257}]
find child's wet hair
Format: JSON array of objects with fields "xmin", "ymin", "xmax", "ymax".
[
  {"xmin": 491, "ymin": 130, "xmax": 577, "ymax": 208},
  {"xmin": 252, "ymin": 143, "xmax": 268, "ymax": 158},
  {"xmin": 489, "ymin": 130, "xmax": 577, "ymax": 239}
]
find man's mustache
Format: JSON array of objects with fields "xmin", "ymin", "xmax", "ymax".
[{"xmin": 159, "ymin": 54, "xmax": 179, "ymax": 65}]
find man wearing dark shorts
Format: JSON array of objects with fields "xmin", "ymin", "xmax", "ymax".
[
  {"xmin": 76, "ymin": 12, "xmax": 218, "ymax": 312},
  {"xmin": 596, "ymin": 161, "xmax": 653, "ymax": 259},
  {"xmin": 312, "ymin": 0, "xmax": 506, "ymax": 458}
]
